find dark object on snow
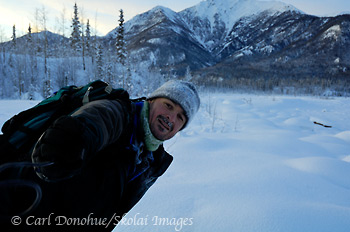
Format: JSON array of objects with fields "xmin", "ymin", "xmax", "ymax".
[{"xmin": 313, "ymin": 121, "xmax": 332, "ymax": 128}]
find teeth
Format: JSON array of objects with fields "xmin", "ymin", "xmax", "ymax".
[{"xmin": 159, "ymin": 115, "xmax": 173, "ymax": 131}]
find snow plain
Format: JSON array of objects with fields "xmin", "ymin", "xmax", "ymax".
[{"xmin": 1, "ymin": 93, "xmax": 350, "ymax": 232}]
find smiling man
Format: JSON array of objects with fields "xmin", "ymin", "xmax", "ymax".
[
  {"xmin": 148, "ymin": 98, "xmax": 185, "ymax": 139},
  {"xmin": 147, "ymin": 80, "xmax": 199, "ymax": 140},
  {"xmin": 7, "ymin": 80, "xmax": 200, "ymax": 231}
]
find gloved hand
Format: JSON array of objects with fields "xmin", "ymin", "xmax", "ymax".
[{"xmin": 31, "ymin": 116, "xmax": 86, "ymax": 182}]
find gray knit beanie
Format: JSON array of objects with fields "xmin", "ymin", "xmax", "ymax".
[{"xmin": 148, "ymin": 80, "xmax": 200, "ymax": 128}]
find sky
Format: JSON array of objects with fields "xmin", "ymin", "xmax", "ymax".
[{"xmin": 0, "ymin": 0, "xmax": 349, "ymax": 42}]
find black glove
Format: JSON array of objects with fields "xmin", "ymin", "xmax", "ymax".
[{"xmin": 31, "ymin": 116, "xmax": 86, "ymax": 182}]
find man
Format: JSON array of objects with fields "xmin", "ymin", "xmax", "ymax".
[{"xmin": 2, "ymin": 80, "xmax": 200, "ymax": 231}]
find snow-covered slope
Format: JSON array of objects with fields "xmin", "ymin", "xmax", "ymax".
[
  {"xmin": 108, "ymin": 0, "xmax": 301, "ymax": 53},
  {"xmin": 179, "ymin": 0, "xmax": 301, "ymax": 50},
  {"xmin": 113, "ymin": 93, "xmax": 350, "ymax": 232},
  {"xmin": 184, "ymin": 0, "xmax": 300, "ymax": 27},
  {"xmin": 110, "ymin": 6, "xmax": 184, "ymax": 38},
  {"xmin": 102, "ymin": 0, "xmax": 350, "ymax": 79},
  {"xmin": 113, "ymin": 5, "xmax": 216, "ymax": 73}
]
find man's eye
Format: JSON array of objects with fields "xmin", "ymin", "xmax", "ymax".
[
  {"xmin": 165, "ymin": 103, "xmax": 172, "ymax": 109},
  {"xmin": 178, "ymin": 114, "xmax": 184, "ymax": 122}
]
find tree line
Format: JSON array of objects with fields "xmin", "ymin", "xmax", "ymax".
[{"xmin": 0, "ymin": 3, "xmax": 151, "ymax": 100}]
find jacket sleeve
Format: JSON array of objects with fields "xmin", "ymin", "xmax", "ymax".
[{"xmin": 71, "ymin": 99, "xmax": 130, "ymax": 156}]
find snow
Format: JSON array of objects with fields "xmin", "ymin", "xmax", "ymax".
[
  {"xmin": 1, "ymin": 93, "xmax": 350, "ymax": 232},
  {"xmin": 152, "ymin": 6, "xmax": 179, "ymax": 23},
  {"xmin": 116, "ymin": 93, "xmax": 350, "ymax": 232},
  {"xmin": 124, "ymin": 6, "xmax": 180, "ymax": 35},
  {"xmin": 322, "ymin": 24, "xmax": 341, "ymax": 40},
  {"xmin": 147, "ymin": 38, "xmax": 164, "ymax": 45},
  {"xmin": 0, "ymin": 100, "xmax": 40, "ymax": 126},
  {"xmin": 235, "ymin": 46, "xmax": 254, "ymax": 57},
  {"xmin": 181, "ymin": 0, "xmax": 301, "ymax": 40}
]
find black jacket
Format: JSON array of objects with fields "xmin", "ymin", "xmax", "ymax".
[{"xmin": 1, "ymin": 99, "xmax": 173, "ymax": 231}]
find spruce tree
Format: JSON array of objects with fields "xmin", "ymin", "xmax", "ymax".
[
  {"xmin": 27, "ymin": 24, "xmax": 32, "ymax": 44},
  {"xmin": 70, "ymin": 3, "xmax": 81, "ymax": 53},
  {"xmin": 82, "ymin": 30, "xmax": 86, "ymax": 70},
  {"xmin": 11, "ymin": 25, "xmax": 16, "ymax": 49},
  {"xmin": 115, "ymin": 9, "xmax": 126, "ymax": 66},
  {"xmin": 27, "ymin": 23, "xmax": 36, "ymax": 100},
  {"xmin": 96, "ymin": 44, "xmax": 104, "ymax": 79},
  {"xmin": 85, "ymin": 19, "xmax": 91, "ymax": 55}
]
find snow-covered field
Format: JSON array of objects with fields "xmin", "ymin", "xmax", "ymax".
[{"xmin": 1, "ymin": 93, "xmax": 350, "ymax": 232}]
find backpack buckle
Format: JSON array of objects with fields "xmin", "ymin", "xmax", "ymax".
[{"xmin": 82, "ymin": 86, "xmax": 93, "ymax": 105}]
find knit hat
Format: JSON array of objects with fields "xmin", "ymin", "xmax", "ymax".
[{"xmin": 148, "ymin": 80, "xmax": 200, "ymax": 128}]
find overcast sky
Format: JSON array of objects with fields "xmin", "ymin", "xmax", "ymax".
[{"xmin": 0, "ymin": 0, "xmax": 349, "ymax": 41}]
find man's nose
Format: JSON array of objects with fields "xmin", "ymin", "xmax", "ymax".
[{"xmin": 166, "ymin": 113, "xmax": 175, "ymax": 122}]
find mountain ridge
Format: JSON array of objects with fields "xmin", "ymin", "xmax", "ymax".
[
  {"xmin": 106, "ymin": 0, "xmax": 349, "ymax": 80},
  {"xmin": 3, "ymin": 0, "xmax": 349, "ymax": 83}
]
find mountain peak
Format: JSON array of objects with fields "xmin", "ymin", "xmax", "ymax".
[
  {"xmin": 178, "ymin": 0, "xmax": 302, "ymax": 50},
  {"xmin": 149, "ymin": 5, "xmax": 179, "ymax": 21},
  {"xmin": 182, "ymin": 0, "xmax": 301, "ymax": 27},
  {"xmin": 150, "ymin": 5, "xmax": 173, "ymax": 12}
]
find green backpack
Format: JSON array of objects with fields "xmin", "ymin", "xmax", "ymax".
[{"xmin": 0, "ymin": 80, "xmax": 130, "ymax": 163}]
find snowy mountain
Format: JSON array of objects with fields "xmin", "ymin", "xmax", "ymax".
[
  {"xmin": 179, "ymin": 0, "xmax": 300, "ymax": 51},
  {"xmin": 108, "ymin": 5, "xmax": 216, "ymax": 73},
  {"xmin": 2, "ymin": 30, "xmax": 69, "ymax": 56},
  {"xmin": 122, "ymin": 6, "xmax": 216, "ymax": 71},
  {"xmin": 105, "ymin": 0, "xmax": 349, "ymax": 80},
  {"xmin": 202, "ymin": 12, "xmax": 350, "ymax": 82},
  {"xmin": 3, "ymin": 0, "xmax": 348, "ymax": 84},
  {"xmin": 1, "ymin": 0, "xmax": 349, "ymax": 100}
]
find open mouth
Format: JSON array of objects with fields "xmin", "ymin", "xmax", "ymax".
[{"xmin": 157, "ymin": 115, "xmax": 173, "ymax": 132}]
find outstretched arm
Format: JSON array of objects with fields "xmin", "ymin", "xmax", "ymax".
[
  {"xmin": 31, "ymin": 99, "xmax": 130, "ymax": 181},
  {"xmin": 71, "ymin": 99, "xmax": 130, "ymax": 154}
]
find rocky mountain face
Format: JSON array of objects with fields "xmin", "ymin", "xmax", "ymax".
[
  {"xmin": 120, "ymin": 6, "xmax": 216, "ymax": 72},
  {"xmin": 108, "ymin": 0, "xmax": 350, "ymax": 81},
  {"xmin": 203, "ymin": 11, "xmax": 350, "ymax": 82}
]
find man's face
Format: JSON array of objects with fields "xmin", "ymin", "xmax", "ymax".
[{"xmin": 148, "ymin": 98, "xmax": 187, "ymax": 141}]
